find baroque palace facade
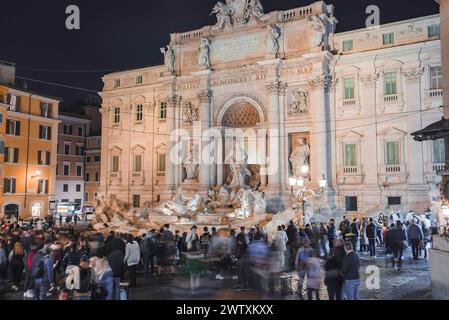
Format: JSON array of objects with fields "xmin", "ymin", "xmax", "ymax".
[{"xmin": 99, "ymin": 1, "xmax": 443, "ymax": 215}]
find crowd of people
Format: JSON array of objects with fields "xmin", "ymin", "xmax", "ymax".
[{"xmin": 0, "ymin": 208, "xmax": 440, "ymax": 300}]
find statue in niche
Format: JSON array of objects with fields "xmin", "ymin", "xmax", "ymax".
[
  {"xmin": 183, "ymin": 101, "xmax": 199, "ymax": 124},
  {"xmin": 183, "ymin": 145, "xmax": 199, "ymax": 181},
  {"xmin": 265, "ymin": 25, "xmax": 281, "ymax": 55},
  {"xmin": 198, "ymin": 38, "xmax": 211, "ymax": 69},
  {"xmin": 211, "ymin": 1, "xmax": 233, "ymax": 29},
  {"xmin": 289, "ymin": 137, "xmax": 310, "ymax": 178},
  {"xmin": 226, "ymin": 143, "xmax": 251, "ymax": 190},
  {"xmin": 288, "ymin": 90, "xmax": 309, "ymax": 115},
  {"xmin": 160, "ymin": 45, "xmax": 175, "ymax": 75},
  {"xmin": 311, "ymin": 15, "xmax": 326, "ymax": 47}
]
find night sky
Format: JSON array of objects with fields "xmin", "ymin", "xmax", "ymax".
[{"xmin": 0, "ymin": 0, "xmax": 439, "ymax": 105}]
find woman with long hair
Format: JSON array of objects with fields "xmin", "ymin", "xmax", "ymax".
[{"xmin": 9, "ymin": 241, "xmax": 25, "ymax": 291}]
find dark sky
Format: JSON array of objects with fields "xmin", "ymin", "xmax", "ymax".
[{"xmin": 0, "ymin": 0, "xmax": 439, "ymax": 104}]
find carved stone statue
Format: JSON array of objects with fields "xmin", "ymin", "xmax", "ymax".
[
  {"xmin": 183, "ymin": 145, "xmax": 199, "ymax": 181},
  {"xmin": 211, "ymin": 1, "xmax": 232, "ymax": 29},
  {"xmin": 265, "ymin": 25, "xmax": 281, "ymax": 55},
  {"xmin": 226, "ymin": 143, "xmax": 251, "ymax": 190},
  {"xmin": 183, "ymin": 101, "xmax": 199, "ymax": 124},
  {"xmin": 198, "ymin": 38, "xmax": 211, "ymax": 68},
  {"xmin": 289, "ymin": 137, "xmax": 310, "ymax": 177},
  {"xmin": 160, "ymin": 45, "xmax": 175, "ymax": 75},
  {"xmin": 288, "ymin": 90, "xmax": 309, "ymax": 115},
  {"xmin": 245, "ymin": 0, "xmax": 264, "ymax": 21},
  {"xmin": 311, "ymin": 15, "xmax": 326, "ymax": 47}
]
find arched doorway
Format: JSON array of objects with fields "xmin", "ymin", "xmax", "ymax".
[{"xmin": 4, "ymin": 204, "xmax": 19, "ymax": 220}]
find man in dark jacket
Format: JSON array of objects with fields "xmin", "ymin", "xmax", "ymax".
[
  {"xmin": 339, "ymin": 217, "xmax": 350, "ymax": 240},
  {"xmin": 341, "ymin": 241, "xmax": 360, "ymax": 300},
  {"xmin": 140, "ymin": 229, "xmax": 158, "ymax": 279},
  {"xmin": 366, "ymin": 218, "xmax": 377, "ymax": 258},
  {"xmin": 407, "ymin": 220, "xmax": 424, "ymax": 260},
  {"xmin": 107, "ymin": 248, "xmax": 125, "ymax": 300},
  {"xmin": 327, "ymin": 219, "xmax": 338, "ymax": 249},
  {"xmin": 286, "ymin": 220, "xmax": 299, "ymax": 269},
  {"xmin": 386, "ymin": 221, "xmax": 407, "ymax": 270}
]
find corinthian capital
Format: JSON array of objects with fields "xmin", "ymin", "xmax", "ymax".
[
  {"xmin": 360, "ymin": 73, "xmax": 379, "ymax": 87},
  {"xmin": 307, "ymin": 75, "xmax": 332, "ymax": 92},
  {"xmin": 197, "ymin": 89, "xmax": 212, "ymax": 104},
  {"xmin": 266, "ymin": 81, "xmax": 287, "ymax": 95},
  {"xmin": 404, "ymin": 68, "xmax": 424, "ymax": 83}
]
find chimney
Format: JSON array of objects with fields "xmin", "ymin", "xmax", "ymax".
[{"xmin": 0, "ymin": 60, "xmax": 16, "ymax": 85}]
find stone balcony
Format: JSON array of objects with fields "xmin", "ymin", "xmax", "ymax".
[
  {"xmin": 337, "ymin": 165, "xmax": 365, "ymax": 184},
  {"xmin": 131, "ymin": 171, "xmax": 145, "ymax": 186},
  {"xmin": 384, "ymin": 94, "xmax": 399, "ymax": 103},
  {"xmin": 379, "ymin": 164, "xmax": 408, "ymax": 185},
  {"xmin": 429, "ymin": 89, "xmax": 443, "ymax": 99},
  {"xmin": 424, "ymin": 162, "xmax": 446, "ymax": 183},
  {"xmin": 108, "ymin": 171, "xmax": 122, "ymax": 185}
]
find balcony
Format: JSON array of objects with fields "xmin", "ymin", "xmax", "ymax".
[
  {"xmin": 131, "ymin": 171, "xmax": 145, "ymax": 186},
  {"xmin": 429, "ymin": 89, "xmax": 443, "ymax": 99},
  {"xmin": 108, "ymin": 171, "xmax": 122, "ymax": 185},
  {"xmin": 342, "ymin": 99, "xmax": 356, "ymax": 106},
  {"xmin": 379, "ymin": 164, "xmax": 408, "ymax": 185},
  {"xmin": 337, "ymin": 165, "xmax": 364, "ymax": 184},
  {"xmin": 425, "ymin": 162, "xmax": 446, "ymax": 183},
  {"xmin": 384, "ymin": 94, "xmax": 398, "ymax": 103}
]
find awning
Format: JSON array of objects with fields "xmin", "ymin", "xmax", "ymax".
[{"xmin": 411, "ymin": 116, "xmax": 449, "ymax": 141}]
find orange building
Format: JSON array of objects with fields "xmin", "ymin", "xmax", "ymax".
[{"xmin": 0, "ymin": 61, "xmax": 60, "ymax": 219}]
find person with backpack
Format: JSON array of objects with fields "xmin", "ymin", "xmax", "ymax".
[
  {"xmin": 186, "ymin": 226, "xmax": 199, "ymax": 252},
  {"xmin": 9, "ymin": 241, "xmax": 25, "ymax": 291},
  {"xmin": 295, "ymin": 239, "xmax": 314, "ymax": 299},
  {"xmin": 66, "ymin": 256, "xmax": 96, "ymax": 300},
  {"xmin": 33, "ymin": 247, "xmax": 55, "ymax": 300},
  {"xmin": 107, "ymin": 246, "xmax": 125, "ymax": 300},
  {"xmin": 140, "ymin": 230, "xmax": 158, "ymax": 279},
  {"xmin": 339, "ymin": 216, "xmax": 350, "ymax": 240},
  {"xmin": 124, "ymin": 235, "xmax": 140, "ymax": 288}
]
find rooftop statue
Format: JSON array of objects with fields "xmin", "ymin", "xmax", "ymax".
[{"xmin": 211, "ymin": 0, "xmax": 264, "ymax": 29}]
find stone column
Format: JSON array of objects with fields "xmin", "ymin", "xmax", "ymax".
[
  {"xmin": 198, "ymin": 89, "xmax": 212, "ymax": 190},
  {"xmin": 165, "ymin": 95, "xmax": 177, "ymax": 194},
  {"xmin": 308, "ymin": 75, "xmax": 331, "ymax": 185}
]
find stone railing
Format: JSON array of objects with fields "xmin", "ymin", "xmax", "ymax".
[
  {"xmin": 384, "ymin": 94, "xmax": 398, "ymax": 103},
  {"xmin": 385, "ymin": 164, "xmax": 401, "ymax": 173},
  {"xmin": 342, "ymin": 98, "xmax": 356, "ymax": 106},
  {"xmin": 281, "ymin": 6, "xmax": 313, "ymax": 22},
  {"xmin": 179, "ymin": 30, "xmax": 203, "ymax": 42},
  {"xmin": 429, "ymin": 89, "xmax": 443, "ymax": 99},
  {"xmin": 342, "ymin": 166, "xmax": 359, "ymax": 174}
]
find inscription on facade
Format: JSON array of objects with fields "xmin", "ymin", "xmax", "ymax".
[
  {"xmin": 212, "ymin": 72, "xmax": 267, "ymax": 87},
  {"xmin": 176, "ymin": 82, "xmax": 200, "ymax": 91},
  {"xmin": 280, "ymin": 64, "xmax": 314, "ymax": 78},
  {"xmin": 211, "ymin": 33, "xmax": 265, "ymax": 63}
]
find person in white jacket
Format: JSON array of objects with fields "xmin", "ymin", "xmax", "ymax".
[
  {"xmin": 124, "ymin": 235, "xmax": 140, "ymax": 288},
  {"xmin": 272, "ymin": 226, "xmax": 288, "ymax": 269}
]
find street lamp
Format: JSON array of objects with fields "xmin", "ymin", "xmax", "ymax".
[{"xmin": 31, "ymin": 170, "xmax": 42, "ymax": 179}]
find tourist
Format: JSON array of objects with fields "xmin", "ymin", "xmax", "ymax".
[
  {"xmin": 33, "ymin": 247, "xmax": 55, "ymax": 300},
  {"xmin": 200, "ymin": 227, "xmax": 211, "ymax": 256},
  {"xmin": 272, "ymin": 225, "xmax": 288, "ymax": 270},
  {"xmin": 9, "ymin": 241, "xmax": 25, "ymax": 291},
  {"xmin": 366, "ymin": 218, "xmax": 377, "ymax": 258},
  {"xmin": 107, "ymin": 243, "xmax": 125, "ymax": 300},
  {"xmin": 295, "ymin": 239, "xmax": 314, "ymax": 299},
  {"xmin": 0, "ymin": 240, "xmax": 7, "ymax": 289},
  {"xmin": 62, "ymin": 243, "xmax": 81, "ymax": 274},
  {"xmin": 341, "ymin": 241, "xmax": 360, "ymax": 300},
  {"xmin": 66, "ymin": 256, "xmax": 95, "ymax": 300},
  {"xmin": 73, "ymin": 213, "xmax": 78, "ymax": 226},
  {"xmin": 162, "ymin": 224, "xmax": 174, "ymax": 241},
  {"xmin": 58, "ymin": 288, "xmax": 71, "ymax": 300},
  {"xmin": 349, "ymin": 218, "xmax": 360, "ymax": 251},
  {"xmin": 124, "ymin": 234, "xmax": 140, "ymax": 288},
  {"xmin": 359, "ymin": 218, "xmax": 368, "ymax": 255},
  {"xmin": 319, "ymin": 222, "xmax": 328, "ymax": 257},
  {"xmin": 306, "ymin": 256, "xmax": 322, "ymax": 300},
  {"xmin": 407, "ymin": 219, "xmax": 424, "ymax": 261},
  {"xmin": 90, "ymin": 256, "xmax": 113, "ymax": 300},
  {"xmin": 324, "ymin": 248, "xmax": 343, "ymax": 300},
  {"xmin": 421, "ymin": 220, "xmax": 431, "ymax": 259},
  {"xmin": 23, "ymin": 241, "xmax": 38, "ymax": 299},
  {"xmin": 339, "ymin": 216, "xmax": 350, "ymax": 240},
  {"xmin": 386, "ymin": 221, "xmax": 407, "ymax": 270},
  {"xmin": 79, "ymin": 236, "xmax": 90, "ymax": 260},
  {"xmin": 140, "ymin": 229, "xmax": 158, "ymax": 278},
  {"xmin": 236, "ymin": 227, "xmax": 250, "ymax": 290},
  {"xmin": 327, "ymin": 219, "xmax": 338, "ymax": 250},
  {"xmin": 286, "ymin": 220, "xmax": 299, "ymax": 268},
  {"xmin": 186, "ymin": 226, "xmax": 199, "ymax": 252}
]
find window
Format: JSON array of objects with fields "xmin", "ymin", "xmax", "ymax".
[
  {"xmin": 384, "ymin": 72, "xmax": 397, "ymax": 95},
  {"xmin": 6, "ymin": 119, "xmax": 20, "ymax": 136},
  {"xmin": 344, "ymin": 144, "xmax": 357, "ymax": 166},
  {"xmin": 343, "ymin": 77, "xmax": 355, "ymax": 100},
  {"xmin": 76, "ymin": 184, "xmax": 81, "ymax": 192},
  {"xmin": 342, "ymin": 40, "xmax": 353, "ymax": 52},
  {"xmin": 345, "ymin": 196, "xmax": 358, "ymax": 212},
  {"xmin": 433, "ymin": 139, "xmax": 445, "ymax": 163},
  {"xmin": 385, "ymin": 141, "xmax": 400, "ymax": 165},
  {"xmin": 63, "ymin": 163, "xmax": 70, "ymax": 176},
  {"xmin": 63, "ymin": 184, "xmax": 68, "ymax": 192},
  {"xmin": 0, "ymin": 141, "xmax": 4, "ymax": 154},
  {"xmin": 136, "ymin": 75, "xmax": 143, "ymax": 84},
  {"xmin": 428, "ymin": 24, "xmax": 440, "ymax": 38},
  {"xmin": 77, "ymin": 126, "xmax": 84, "ymax": 137},
  {"xmin": 134, "ymin": 154, "xmax": 142, "ymax": 172},
  {"xmin": 430, "ymin": 66, "xmax": 442, "ymax": 90},
  {"xmin": 135, "ymin": 104, "xmax": 143, "ymax": 122},
  {"xmin": 114, "ymin": 79, "xmax": 121, "ymax": 88},
  {"xmin": 383, "ymin": 33, "xmax": 394, "ymax": 45},
  {"xmin": 37, "ymin": 150, "xmax": 51, "ymax": 165},
  {"xmin": 64, "ymin": 142, "xmax": 71, "ymax": 155},
  {"xmin": 76, "ymin": 164, "xmax": 83, "ymax": 177},
  {"xmin": 7, "ymin": 94, "xmax": 20, "ymax": 112},
  {"xmin": 38, "ymin": 179, "xmax": 48, "ymax": 194},
  {"xmin": 74, "ymin": 199, "xmax": 82, "ymax": 205},
  {"xmin": 63, "ymin": 124, "xmax": 73, "ymax": 135},
  {"xmin": 39, "ymin": 125, "xmax": 51, "ymax": 140},
  {"xmin": 112, "ymin": 155, "xmax": 119, "ymax": 173},
  {"xmin": 76, "ymin": 144, "xmax": 84, "ymax": 156},
  {"xmin": 61, "ymin": 199, "xmax": 69, "ymax": 203},
  {"xmin": 388, "ymin": 197, "xmax": 401, "ymax": 205},
  {"xmin": 85, "ymin": 172, "xmax": 90, "ymax": 181},
  {"xmin": 84, "ymin": 193, "xmax": 89, "ymax": 202},
  {"xmin": 158, "ymin": 154, "xmax": 166, "ymax": 172},
  {"xmin": 86, "ymin": 156, "xmax": 91, "ymax": 163},
  {"xmin": 4, "ymin": 177, "xmax": 16, "ymax": 193},
  {"xmin": 40, "ymin": 102, "xmax": 51, "ymax": 118},
  {"xmin": 159, "ymin": 102, "xmax": 167, "ymax": 119},
  {"xmin": 95, "ymin": 172, "xmax": 99, "ymax": 181},
  {"xmin": 0, "ymin": 113, "xmax": 3, "ymax": 124},
  {"xmin": 113, "ymin": 107, "xmax": 121, "ymax": 124},
  {"xmin": 133, "ymin": 195, "xmax": 140, "ymax": 208},
  {"xmin": 94, "ymin": 192, "xmax": 98, "ymax": 198},
  {"xmin": 4, "ymin": 147, "xmax": 19, "ymax": 163},
  {"xmin": 95, "ymin": 156, "xmax": 100, "ymax": 162}
]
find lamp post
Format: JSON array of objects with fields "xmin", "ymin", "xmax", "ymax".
[{"xmin": 289, "ymin": 165, "xmax": 327, "ymax": 227}]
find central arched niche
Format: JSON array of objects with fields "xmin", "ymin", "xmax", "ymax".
[{"xmin": 221, "ymin": 102, "xmax": 260, "ymax": 128}]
